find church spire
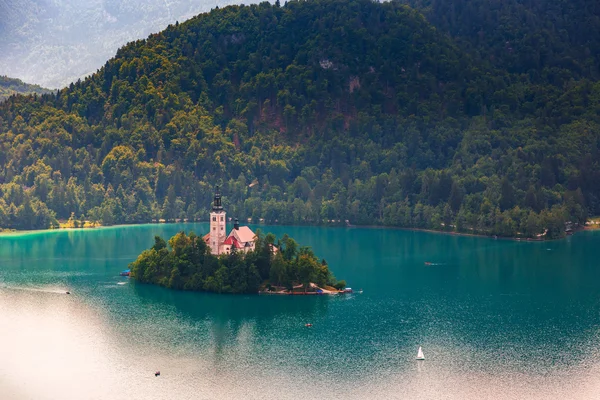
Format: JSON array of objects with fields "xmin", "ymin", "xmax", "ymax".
[{"xmin": 212, "ymin": 186, "xmax": 223, "ymax": 212}]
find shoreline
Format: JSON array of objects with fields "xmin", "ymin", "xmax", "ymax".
[
  {"xmin": 345, "ymin": 224, "xmax": 584, "ymax": 242},
  {"xmin": 0, "ymin": 220, "xmax": 588, "ymax": 242},
  {"xmin": 0, "ymin": 222, "xmax": 178, "ymax": 237}
]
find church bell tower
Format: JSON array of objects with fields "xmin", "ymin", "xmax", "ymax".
[{"xmin": 209, "ymin": 186, "xmax": 226, "ymax": 255}]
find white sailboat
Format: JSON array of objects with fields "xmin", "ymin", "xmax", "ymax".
[{"xmin": 416, "ymin": 346, "xmax": 425, "ymax": 360}]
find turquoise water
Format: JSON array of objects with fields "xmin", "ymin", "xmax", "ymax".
[{"xmin": 1, "ymin": 224, "xmax": 600, "ymax": 399}]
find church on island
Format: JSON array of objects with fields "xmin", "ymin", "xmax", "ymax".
[{"xmin": 203, "ymin": 187, "xmax": 256, "ymax": 255}]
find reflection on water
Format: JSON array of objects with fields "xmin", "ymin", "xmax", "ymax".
[
  {"xmin": 132, "ymin": 281, "xmax": 331, "ymax": 323},
  {"xmin": 3, "ymin": 287, "xmax": 600, "ymax": 400},
  {"xmin": 2, "ymin": 225, "xmax": 600, "ymax": 399}
]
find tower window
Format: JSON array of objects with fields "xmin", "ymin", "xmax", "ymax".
[
  {"xmin": 221, "ymin": 227, "xmax": 224, "ymax": 230},
  {"xmin": 212, "ymin": 217, "xmax": 216, "ymax": 222},
  {"xmin": 213, "ymin": 227, "xmax": 216, "ymax": 231},
  {"xmin": 221, "ymin": 216, "xmax": 224, "ymax": 221}
]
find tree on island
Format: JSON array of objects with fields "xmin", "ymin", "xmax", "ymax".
[{"xmin": 129, "ymin": 230, "xmax": 343, "ymax": 294}]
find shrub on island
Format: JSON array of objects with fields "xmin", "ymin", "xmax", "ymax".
[{"xmin": 129, "ymin": 230, "xmax": 343, "ymax": 294}]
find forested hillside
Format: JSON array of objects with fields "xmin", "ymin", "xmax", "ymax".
[
  {"xmin": 401, "ymin": 0, "xmax": 600, "ymax": 79},
  {"xmin": 0, "ymin": 76, "xmax": 50, "ymax": 102},
  {"xmin": 0, "ymin": 0, "xmax": 599, "ymax": 238}
]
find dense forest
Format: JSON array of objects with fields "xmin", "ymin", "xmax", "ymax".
[
  {"xmin": 0, "ymin": 76, "xmax": 51, "ymax": 102},
  {"xmin": 0, "ymin": 0, "xmax": 599, "ymax": 238},
  {"xmin": 130, "ymin": 231, "xmax": 343, "ymax": 294},
  {"xmin": 400, "ymin": 0, "xmax": 600, "ymax": 80}
]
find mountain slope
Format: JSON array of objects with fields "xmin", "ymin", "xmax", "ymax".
[
  {"xmin": 401, "ymin": 0, "xmax": 600, "ymax": 79},
  {"xmin": 0, "ymin": 0, "xmax": 597, "ymax": 238},
  {"xmin": 0, "ymin": 76, "xmax": 51, "ymax": 101}
]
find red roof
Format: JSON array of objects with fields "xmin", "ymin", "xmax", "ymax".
[{"xmin": 223, "ymin": 236, "xmax": 244, "ymax": 249}]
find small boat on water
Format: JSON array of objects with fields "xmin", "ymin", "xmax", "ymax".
[
  {"xmin": 305, "ymin": 323, "xmax": 313, "ymax": 328},
  {"xmin": 120, "ymin": 269, "xmax": 130, "ymax": 277},
  {"xmin": 416, "ymin": 346, "xmax": 425, "ymax": 360},
  {"xmin": 340, "ymin": 287, "xmax": 353, "ymax": 293}
]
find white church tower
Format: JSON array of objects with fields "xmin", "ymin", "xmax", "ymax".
[{"xmin": 209, "ymin": 186, "xmax": 226, "ymax": 255}]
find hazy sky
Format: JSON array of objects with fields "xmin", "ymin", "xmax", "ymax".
[{"xmin": 0, "ymin": 0, "xmax": 258, "ymax": 88}]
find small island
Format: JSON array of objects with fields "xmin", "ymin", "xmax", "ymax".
[{"xmin": 129, "ymin": 189, "xmax": 346, "ymax": 294}]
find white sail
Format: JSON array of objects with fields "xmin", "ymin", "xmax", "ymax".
[{"xmin": 416, "ymin": 346, "xmax": 424, "ymax": 360}]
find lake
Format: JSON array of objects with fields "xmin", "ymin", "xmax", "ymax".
[{"xmin": 1, "ymin": 223, "xmax": 600, "ymax": 399}]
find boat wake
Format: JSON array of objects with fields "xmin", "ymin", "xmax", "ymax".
[
  {"xmin": 424, "ymin": 262, "xmax": 446, "ymax": 266},
  {"xmin": 0, "ymin": 285, "xmax": 69, "ymax": 294},
  {"xmin": 101, "ymin": 282, "xmax": 127, "ymax": 289},
  {"xmin": 499, "ymin": 293, "xmax": 530, "ymax": 297}
]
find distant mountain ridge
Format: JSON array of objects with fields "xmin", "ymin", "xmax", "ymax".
[
  {"xmin": 0, "ymin": 0, "xmax": 244, "ymax": 88},
  {"xmin": 0, "ymin": 75, "xmax": 51, "ymax": 101}
]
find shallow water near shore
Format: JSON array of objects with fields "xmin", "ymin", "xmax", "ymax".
[{"xmin": 1, "ymin": 223, "xmax": 600, "ymax": 399}]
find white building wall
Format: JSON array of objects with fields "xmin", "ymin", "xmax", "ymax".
[{"xmin": 230, "ymin": 229, "xmax": 255, "ymax": 253}]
